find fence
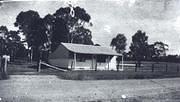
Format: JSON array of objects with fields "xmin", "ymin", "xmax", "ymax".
[{"xmin": 121, "ymin": 61, "xmax": 180, "ymax": 73}]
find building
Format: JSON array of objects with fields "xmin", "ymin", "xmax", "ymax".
[{"xmin": 48, "ymin": 43, "xmax": 123, "ymax": 70}]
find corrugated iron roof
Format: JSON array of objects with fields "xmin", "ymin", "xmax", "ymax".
[{"xmin": 61, "ymin": 43, "xmax": 122, "ymax": 56}]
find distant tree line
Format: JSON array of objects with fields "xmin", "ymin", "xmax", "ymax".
[{"xmin": 111, "ymin": 30, "xmax": 180, "ymax": 64}]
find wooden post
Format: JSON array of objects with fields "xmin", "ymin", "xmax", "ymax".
[
  {"xmin": 38, "ymin": 60, "xmax": 41, "ymax": 72},
  {"xmin": 91, "ymin": 55, "xmax": 93, "ymax": 70},
  {"xmin": 177, "ymin": 65, "xmax": 179, "ymax": 72},
  {"xmin": 107, "ymin": 56, "xmax": 110, "ymax": 70},
  {"xmin": 1, "ymin": 58, "xmax": 5, "ymax": 73},
  {"xmin": 1, "ymin": 55, "xmax": 10, "ymax": 79},
  {"xmin": 30, "ymin": 48, "xmax": 33, "ymax": 62},
  {"xmin": 121, "ymin": 55, "xmax": 124, "ymax": 71},
  {"xmin": 95, "ymin": 55, "xmax": 97, "ymax": 71},
  {"xmin": 71, "ymin": 61, "xmax": 73, "ymax": 70},
  {"xmin": 165, "ymin": 64, "xmax": 168, "ymax": 72},
  {"xmin": 152, "ymin": 64, "xmax": 154, "ymax": 72},
  {"xmin": 74, "ymin": 53, "xmax": 76, "ymax": 70},
  {"xmin": 3, "ymin": 55, "xmax": 10, "ymax": 73},
  {"xmin": 135, "ymin": 63, "xmax": 137, "ymax": 72},
  {"xmin": 4, "ymin": 57, "xmax": 7, "ymax": 73}
]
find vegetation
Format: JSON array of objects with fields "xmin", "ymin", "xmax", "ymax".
[
  {"xmin": 13, "ymin": 5, "xmax": 94, "ymax": 62},
  {"xmin": 0, "ymin": 26, "xmax": 26, "ymax": 61},
  {"xmin": 110, "ymin": 33, "xmax": 127, "ymax": 53},
  {"xmin": 153, "ymin": 41, "xmax": 169, "ymax": 58},
  {"xmin": 0, "ymin": 4, "xmax": 179, "ymax": 64},
  {"xmin": 110, "ymin": 30, "xmax": 175, "ymax": 63},
  {"xmin": 129, "ymin": 30, "xmax": 149, "ymax": 67}
]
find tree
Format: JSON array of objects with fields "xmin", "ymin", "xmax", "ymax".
[
  {"xmin": 0, "ymin": 26, "xmax": 8, "ymax": 56},
  {"xmin": 0, "ymin": 37, "xmax": 6, "ymax": 56},
  {"xmin": 15, "ymin": 10, "xmax": 48, "ymax": 61},
  {"xmin": 0, "ymin": 26, "xmax": 26, "ymax": 61},
  {"xmin": 147, "ymin": 44, "xmax": 155, "ymax": 60},
  {"xmin": 50, "ymin": 17, "xmax": 68, "ymax": 51},
  {"xmin": 6, "ymin": 30, "xmax": 22, "ymax": 61},
  {"xmin": 129, "ymin": 30, "xmax": 149, "ymax": 66},
  {"xmin": 0, "ymin": 26, "xmax": 8, "ymax": 39},
  {"xmin": 71, "ymin": 26, "xmax": 93, "ymax": 45},
  {"xmin": 153, "ymin": 41, "xmax": 168, "ymax": 58},
  {"xmin": 110, "ymin": 33, "xmax": 127, "ymax": 53},
  {"xmin": 110, "ymin": 33, "xmax": 127, "ymax": 71},
  {"xmin": 42, "ymin": 5, "xmax": 94, "ymax": 52},
  {"xmin": 14, "ymin": 5, "xmax": 94, "ymax": 62},
  {"xmin": 52, "ymin": 5, "xmax": 93, "ymax": 45}
]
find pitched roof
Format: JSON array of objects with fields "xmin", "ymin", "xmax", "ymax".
[{"xmin": 61, "ymin": 43, "xmax": 122, "ymax": 56}]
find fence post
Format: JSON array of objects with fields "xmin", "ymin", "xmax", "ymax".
[
  {"xmin": 1, "ymin": 55, "xmax": 10, "ymax": 79},
  {"xmin": 135, "ymin": 63, "xmax": 137, "ymax": 72},
  {"xmin": 38, "ymin": 60, "xmax": 41, "ymax": 72},
  {"xmin": 152, "ymin": 64, "xmax": 154, "ymax": 72},
  {"xmin": 177, "ymin": 65, "xmax": 179, "ymax": 73},
  {"xmin": 165, "ymin": 64, "xmax": 168, "ymax": 72}
]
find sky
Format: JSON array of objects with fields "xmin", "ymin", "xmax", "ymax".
[{"xmin": 0, "ymin": 0, "xmax": 180, "ymax": 55}]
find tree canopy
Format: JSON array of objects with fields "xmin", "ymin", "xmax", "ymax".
[
  {"xmin": 110, "ymin": 33, "xmax": 127, "ymax": 53},
  {"xmin": 129, "ymin": 30, "xmax": 149, "ymax": 61},
  {"xmin": 153, "ymin": 41, "xmax": 168, "ymax": 57},
  {"xmin": 15, "ymin": 10, "xmax": 48, "ymax": 48},
  {"xmin": 13, "ymin": 5, "xmax": 94, "ymax": 61},
  {"xmin": 52, "ymin": 6, "xmax": 93, "ymax": 45},
  {"xmin": 0, "ymin": 25, "xmax": 26, "ymax": 60}
]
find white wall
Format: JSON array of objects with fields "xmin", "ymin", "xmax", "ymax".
[
  {"xmin": 109, "ymin": 56, "xmax": 117, "ymax": 71},
  {"xmin": 68, "ymin": 59, "xmax": 109, "ymax": 70}
]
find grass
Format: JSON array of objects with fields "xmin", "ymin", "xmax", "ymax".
[
  {"xmin": 1, "ymin": 75, "xmax": 180, "ymax": 102},
  {"xmin": 54, "ymin": 70, "xmax": 180, "ymax": 80}
]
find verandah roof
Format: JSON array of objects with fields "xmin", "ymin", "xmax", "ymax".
[{"xmin": 61, "ymin": 43, "xmax": 122, "ymax": 56}]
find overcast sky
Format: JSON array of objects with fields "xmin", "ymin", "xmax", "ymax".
[{"xmin": 0, "ymin": 0, "xmax": 180, "ymax": 54}]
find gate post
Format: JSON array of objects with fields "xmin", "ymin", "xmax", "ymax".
[
  {"xmin": 38, "ymin": 60, "xmax": 41, "ymax": 72},
  {"xmin": 1, "ymin": 55, "xmax": 10, "ymax": 79}
]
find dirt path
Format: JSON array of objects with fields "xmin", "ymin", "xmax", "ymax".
[{"xmin": 0, "ymin": 75, "xmax": 180, "ymax": 102}]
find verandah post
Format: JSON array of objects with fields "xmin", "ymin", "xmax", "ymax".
[
  {"xmin": 121, "ymin": 55, "xmax": 124, "ymax": 71},
  {"xmin": 107, "ymin": 56, "xmax": 110, "ymax": 70},
  {"xmin": 95, "ymin": 55, "xmax": 97, "ymax": 71},
  {"xmin": 74, "ymin": 53, "xmax": 76, "ymax": 70}
]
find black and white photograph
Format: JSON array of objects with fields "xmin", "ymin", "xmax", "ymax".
[{"xmin": 0, "ymin": 0, "xmax": 180, "ymax": 101}]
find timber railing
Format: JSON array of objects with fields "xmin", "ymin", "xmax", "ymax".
[{"xmin": 121, "ymin": 61, "xmax": 180, "ymax": 73}]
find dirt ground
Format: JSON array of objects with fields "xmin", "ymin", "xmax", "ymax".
[{"xmin": 1, "ymin": 75, "xmax": 180, "ymax": 102}]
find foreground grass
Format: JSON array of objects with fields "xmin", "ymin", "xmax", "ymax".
[
  {"xmin": 54, "ymin": 70, "xmax": 180, "ymax": 80},
  {"xmin": 1, "ymin": 75, "xmax": 180, "ymax": 102}
]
